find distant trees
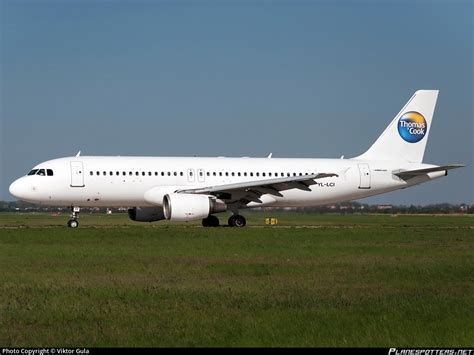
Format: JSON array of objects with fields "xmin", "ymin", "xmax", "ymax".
[
  {"xmin": 262, "ymin": 202, "xmax": 473, "ymax": 214},
  {"xmin": 0, "ymin": 200, "xmax": 472, "ymax": 214}
]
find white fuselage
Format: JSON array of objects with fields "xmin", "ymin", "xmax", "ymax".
[
  {"xmin": 9, "ymin": 156, "xmax": 444, "ymax": 208},
  {"xmin": 8, "ymin": 90, "xmax": 461, "ymax": 227}
]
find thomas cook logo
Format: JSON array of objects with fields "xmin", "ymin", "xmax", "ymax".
[{"xmin": 397, "ymin": 111, "xmax": 427, "ymax": 143}]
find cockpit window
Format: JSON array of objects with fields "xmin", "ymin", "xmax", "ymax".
[{"xmin": 28, "ymin": 168, "xmax": 53, "ymax": 176}]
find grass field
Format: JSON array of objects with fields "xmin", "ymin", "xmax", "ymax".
[{"xmin": 0, "ymin": 212, "xmax": 472, "ymax": 347}]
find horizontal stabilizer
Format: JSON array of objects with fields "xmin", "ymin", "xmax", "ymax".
[{"xmin": 394, "ymin": 164, "xmax": 465, "ymax": 179}]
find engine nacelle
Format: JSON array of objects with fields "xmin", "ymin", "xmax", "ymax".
[
  {"xmin": 128, "ymin": 207, "xmax": 166, "ymax": 222},
  {"xmin": 163, "ymin": 193, "xmax": 226, "ymax": 221}
]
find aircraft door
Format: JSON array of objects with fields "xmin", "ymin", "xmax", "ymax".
[
  {"xmin": 358, "ymin": 163, "xmax": 371, "ymax": 189},
  {"xmin": 70, "ymin": 161, "xmax": 85, "ymax": 187}
]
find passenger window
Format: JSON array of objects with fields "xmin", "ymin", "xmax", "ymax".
[
  {"xmin": 97, "ymin": 171, "xmax": 100, "ymax": 176},
  {"xmin": 167, "ymin": 172, "xmax": 171, "ymax": 176},
  {"xmin": 238, "ymin": 172, "xmax": 241, "ymax": 176},
  {"xmin": 244, "ymin": 172, "xmax": 247, "ymax": 177},
  {"xmin": 27, "ymin": 169, "xmax": 38, "ymax": 176},
  {"xmin": 219, "ymin": 172, "xmax": 222, "ymax": 176},
  {"xmin": 155, "ymin": 172, "xmax": 158, "ymax": 176},
  {"xmin": 90, "ymin": 171, "xmax": 93, "ymax": 176},
  {"xmin": 135, "ymin": 172, "xmax": 139, "ymax": 176},
  {"xmin": 37, "ymin": 169, "xmax": 46, "ymax": 176},
  {"xmin": 174, "ymin": 172, "xmax": 177, "ymax": 176},
  {"xmin": 123, "ymin": 172, "xmax": 126, "ymax": 176},
  {"xmin": 103, "ymin": 171, "xmax": 107, "ymax": 176},
  {"xmin": 180, "ymin": 172, "xmax": 183, "ymax": 176},
  {"xmin": 256, "ymin": 172, "xmax": 259, "ymax": 177},
  {"xmin": 262, "ymin": 173, "xmax": 265, "ymax": 177},
  {"xmin": 129, "ymin": 172, "xmax": 133, "ymax": 176},
  {"xmin": 148, "ymin": 172, "xmax": 152, "ymax": 176},
  {"xmin": 116, "ymin": 172, "xmax": 120, "ymax": 176},
  {"xmin": 161, "ymin": 172, "xmax": 164, "ymax": 176}
]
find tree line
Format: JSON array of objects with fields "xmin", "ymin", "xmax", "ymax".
[{"xmin": 1, "ymin": 200, "xmax": 472, "ymax": 214}]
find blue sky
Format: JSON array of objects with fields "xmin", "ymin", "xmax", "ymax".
[{"xmin": 1, "ymin": 0, "xmax": 472, "ymax": 204}]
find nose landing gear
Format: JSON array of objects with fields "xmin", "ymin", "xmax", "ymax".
[
  {"xmin": 67, "ymin": 219, "xmax": 79, "ymax": 228},
  {"xmin": 68, "ymin": 206, "xmax": 80, "ymax": 228}
]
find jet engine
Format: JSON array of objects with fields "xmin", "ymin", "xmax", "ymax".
[
  {"xmin": 163, "ymin": 193, "xmax": 226, "ymax": 221},
  {"xmin": 128, "ymin": 207, "xmax": 166, "ymax": 222}
]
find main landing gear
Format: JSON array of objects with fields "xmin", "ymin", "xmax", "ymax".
[
  {"xmin": 228, "ymin": 215, "xmax": 246, "ymax": 228},
  {"xmin": 67, "ymin": 206, "xmax": 80, "ymax": 228},
  {"xmin": 201, "ymin": 214, "xmax": 247, "ymax": 227},
  {"xmin": 202, "ymin": 215, "xmax": 219, "ymax": 227}
]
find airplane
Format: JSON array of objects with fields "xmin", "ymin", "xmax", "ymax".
[{"xmin": 8, "ymin": 90, "xmax": 464, "ymax": 228}]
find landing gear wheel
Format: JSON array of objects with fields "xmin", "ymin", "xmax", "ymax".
[
  {"xmin": 228, "ymin": 215, "xmax": 246, "ymax": 228},
  {"xmin": 68, "ymin": 219, "xmax": 79, "ymax": 228},
  {"xmin": 202, "ymin": 215, "xmax": 219, "ymax": 227},
  {"xmin": 68, "ymin": 206, "xmax": 80, "ymax": 228}
]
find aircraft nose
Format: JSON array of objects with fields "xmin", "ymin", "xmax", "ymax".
[{"xmin": 9, "ymin": 178, "xmax": 29, "ymax": 200}]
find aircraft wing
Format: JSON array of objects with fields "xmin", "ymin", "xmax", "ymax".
[
  {"xmin": 176, "ymin": 173, "xmax": 338, "ymax": 204},
  {"xmin": 394, "ymin": 164, "xmax": 465, "ymax": 179}
]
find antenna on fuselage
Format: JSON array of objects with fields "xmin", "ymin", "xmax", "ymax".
[
  {"xmin": 267, "ymin": 153, "xmax": 273, "ymax": 159},
  {"xmin": 76, "ymin": 151, "xmax": 81, "ymax": 157}
]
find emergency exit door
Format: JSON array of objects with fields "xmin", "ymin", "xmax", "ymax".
[
  {"xmin": 197, "ymin": 168, "xmax": 205, "ymax": 183},
  {"xmin": 187, "ymin": 168, "xmax": 195, "ymax": 182},
  {"xmin": 70, "ymin": 161, "xmax": 85, "ymax": 187}
]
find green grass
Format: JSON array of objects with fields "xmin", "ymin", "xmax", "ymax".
[{"xmin": 0, "ymin": 213, "xmax": 472, "ymax": 347}]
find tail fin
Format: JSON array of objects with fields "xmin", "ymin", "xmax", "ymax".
[{"xmin": 355, "ymin": 90, "xmax": 439, "ymax": 163}]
